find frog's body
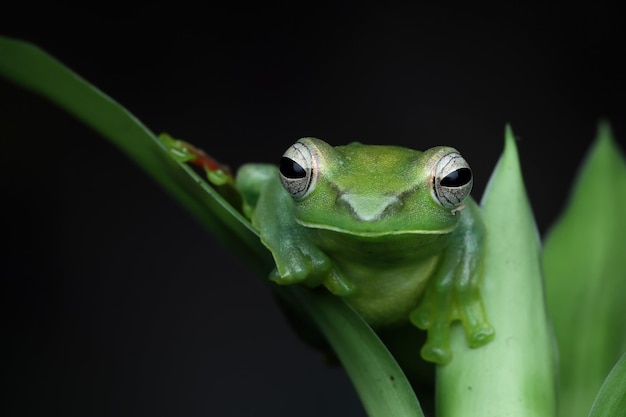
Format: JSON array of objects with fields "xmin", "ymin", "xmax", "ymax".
[
  {"xmin": 310, "ymin": 227, "xmax": 443, "ymax": 328},
  {"xmin": 234, "ymin": 138, "xmax": 494, "ymax": 364}
]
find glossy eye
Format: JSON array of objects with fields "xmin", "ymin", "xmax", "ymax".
[
  {"xmin": 279, "ymin": 140, "xmax": 318, "ymax": 199},
  {"xmin": 432, "ymin": 152, "xmax": 473, "ymax": 209}
]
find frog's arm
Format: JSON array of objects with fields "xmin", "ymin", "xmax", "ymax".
[
  {"xmin": 410, "ymin": 199, "xmax": 495, "ymax": 364},
  {"xmin": 450, "ymin": 201, "xmax": 495, "ymax": 347},
  {"xmin": 236, "ymin": 164, "xmax": 355, "ymax": 296}
]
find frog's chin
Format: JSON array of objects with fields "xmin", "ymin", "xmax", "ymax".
[{"xmin": 295, "ymin": 220, "xmax": 455, "ymax": 238}]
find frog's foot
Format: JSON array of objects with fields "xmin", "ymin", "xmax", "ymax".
[
  {"xmin": 409, "ymin": 282, "xmax": 455, "ymax": 365},
  {"xmin": 269, "ymin": 249, "xmax": 355, "ymax": 296},
  {"xmin": 411, "ymin": 271, "xmax": 495, "ymax": 364},
  {"xmin": 268, "ymin": 242, "xmax": 332, "ymax": 287}
]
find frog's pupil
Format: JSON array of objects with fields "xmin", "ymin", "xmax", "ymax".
[
  {"xmin": 441, "ymin": 168, "xmax": 471, "ymax": 187},
  {"xmin": 280, "ymin": 157, "xmax": 307, "ymax": 179}
]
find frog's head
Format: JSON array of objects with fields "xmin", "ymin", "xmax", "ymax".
[{"xmin": 278, "ymin": 137, "xmax": 473, "ymax": 236}]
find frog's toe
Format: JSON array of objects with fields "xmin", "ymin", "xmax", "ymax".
[
  {"xmin": 416, "ymin": 316, "xmax": 453, "ymax": 364},
  {"xmin": 269, "ymin": 268, "xmax": 281, "ymax": 282},
  {"xmin": 269, "ymin": 268, "xmax": 299, "ymax": 285},
  {"xmin": 323, "ymin": 269, "xmax": 354, "ymax": 296},
  {"xmin": 468, "ymin": 323, "xmax": 495, "ymax": 348},
  {"xmin": 269, "ymin": 245, "xmax": 333, "ymax": 287},
  {"xmin": 420, "ymin": 343, "xmax": 452, "ymax": 365},
  {"xmin": 269, "ymin": 261, "xmax": 309, "ymax": 285},
  {"xmin": 409, "ymin": 306, "xmax": 432, "ymax": 329}
]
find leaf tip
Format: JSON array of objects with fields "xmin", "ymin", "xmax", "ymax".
[
  {"xmin": 581, "ymin": 120, "xmax": 626, "ymax": 183},
  {"xmin": 496, "ymin": 123, "xmax": 523, "ymax": 179},
  {"xmin": 596, "ymin": 118, "xmax": 614, "ymax": 140},
  {"xmin": 503, "ymin": 123, "xmax": 518, "ymax": 159},
  {"xmin": 593, "ymin": 119, "xmax": 624, "ymax": 159},
  {"xmin": 480, "ymin": 124, "xmax": 526, "ymax": 208}
]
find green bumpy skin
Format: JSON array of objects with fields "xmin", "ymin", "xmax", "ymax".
[{"xmin": 236, "ymin": 138, "xmax": 494, "ymax": 364}]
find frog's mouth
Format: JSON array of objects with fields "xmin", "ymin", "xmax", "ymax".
[{"xmin": 294, "ymin": 219, "xmax": 456, "ymax": 238}]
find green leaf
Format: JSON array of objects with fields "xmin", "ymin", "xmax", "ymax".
[
  {"xmin": 588, "ymin": 353, "xmax": 626, "ymax": 417},
  {"xmin": 543, "ymin": 122, "xmax": 626, "ymax": 417},
  {"xmin": 290, "ymin": 287, "xmax": 425, "ymax": 417},
  {"xmin": 0, "ymin": 36, "xmax": 423, "ymax": 417},
  {"xmin": 437, "ymin": 126, "xmax": 557, "ymax": 417},
  {"xmin": 0, "ymin": 36, "xmax": 269, "ymax": 274}
]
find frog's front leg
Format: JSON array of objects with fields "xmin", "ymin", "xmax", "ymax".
[
  {"xmin": 410, "ymin": 201, "xmax": 494, "ymax": 364},
  {"xmin": 238, "ymin": 165, "xmax": 355, "ymax": 296}
]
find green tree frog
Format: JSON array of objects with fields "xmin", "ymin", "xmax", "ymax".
[{"xmin": 165, "ymin": 135, "xmax": 495, "ymax": 365}]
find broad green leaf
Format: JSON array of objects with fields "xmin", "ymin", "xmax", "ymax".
[
  {"xmin": 588, "ymin": 353, "xmax": 626, "ymax": 417},
  {"xmin": 437, "ymin": 126, "xmax": 557, "ymax": 417},
  {"xmin": 543, "ymin": 122, "xmax": 626, "ymax": 417},
  {"xmin": 0, "ymin": 36, "xmax": 423, "ymax": 417}
]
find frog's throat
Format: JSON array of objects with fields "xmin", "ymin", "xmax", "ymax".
[{"xmin": 294, "ymin": 220, "xmax": 456, "ymax": 237}]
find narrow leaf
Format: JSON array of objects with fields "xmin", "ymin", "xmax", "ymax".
[
  {"xmin": 291, "ymin": 287, "xmax": 425, "ymax": 417},
  {"xmin": 543, "ymin": 122, "xmax": 626, "ymax": 417},
  {"xmin": 0, "ymin": 36, "xmax": 423, "ymax": 417},
  {"xmin": 437, "ymin": 125, "xmax": 557, "ymax": 417},
  {"xmin": 0, "ymin": 36, "xmax": 270, "ymax": 273}
]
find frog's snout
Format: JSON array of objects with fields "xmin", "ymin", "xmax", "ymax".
[{"xmin": 339, "ymin": 193, "xmax": 400, "ymax": 222}]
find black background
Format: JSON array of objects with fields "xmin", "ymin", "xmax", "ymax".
[{"xmin": 1, "ymin": 4, "xmax": 625, "ymax": 416}]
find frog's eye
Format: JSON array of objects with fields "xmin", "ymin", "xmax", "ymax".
[
  {"xmin": 432, "ymin": 152, "xmax": 473, "ymax": 209},
  {"xmin": 279, "ymin": 140, "xmax": 318, "ymax": 199}
]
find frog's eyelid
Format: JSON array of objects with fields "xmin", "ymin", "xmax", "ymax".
[
  {"xmin": 279, "ymin": 140, "xmax": 319, "ymax": 199},
  {"xmin": 431, "ymin": 152, "xmax": 473, "ymax": 209}
]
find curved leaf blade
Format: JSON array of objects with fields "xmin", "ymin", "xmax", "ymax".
[
  {"xmin": 291, "ymin": 287, "xmax": 424, "ymax": 417},
  {"xmin": 543, "ymin": 122, "xmax": 626, "ymax": 417},
  {"xmin": 0, "ymin": 36, "xmax": 270, "ymax": 273},
  {"xmin": 437, "ymin": 126, "xmax": 557, "ymax": 417},
  {"xmin": 0, "ymin": 36, "xmax": 423, "ymax": 417}
]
